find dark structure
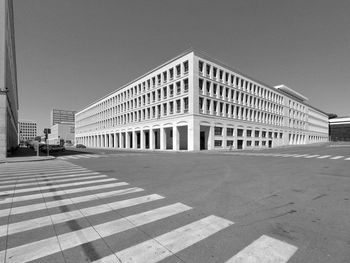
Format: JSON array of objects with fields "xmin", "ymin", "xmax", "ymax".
[{"xmin": 329, "ymin": 117, "xmax": 350, "ymax": 141}]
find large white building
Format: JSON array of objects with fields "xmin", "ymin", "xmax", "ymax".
[
  {"xmin": 76, "ymin": 49, "xmax": 328, "ymax": 151},
  {"xmin": 48, "ymin": 122, "xmax": 75, "ymax": 145},
  {"xmin": 18, "ymin": 120, "xmax": 37, "ymax": 142},
  {"xmin": 51, "ymin": 109, "xmax": 76, "ymax": 126}
]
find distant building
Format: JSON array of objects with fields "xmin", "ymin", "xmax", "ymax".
[
  {"xmin": 329, "ymin": 117, "xmax": 350, "ymax": 141},
  {"xmin": 18, "ymin": 120, "xmax": 37, "ymax": 142},
  {"xmin": 51, "ymin": 109, "xmax": 76, "ymax": 126},
  {"xmin": 48, "ymin": 122, "xmax": 75, "ymax": 145},
  {"xmin": 0, "ymin": 0, "xmax": 18, "ymax": 158},
  {"xmin": 75, "ymin": 49, "xmax": 328, "ymax": 151}
]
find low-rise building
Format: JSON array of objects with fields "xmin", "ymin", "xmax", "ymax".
[
  {"xmin": 18, "ymin": 120, "xmax": 37, "ymax": 143},
  {"xmin": 48, "ymin": 122, "xmax": 75, "ymax": 145},
  {"xmin": 75, "ymin": 49, "xmax": 329, "ymax": 151}
]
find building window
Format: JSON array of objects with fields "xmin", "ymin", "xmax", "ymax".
[
  {"xmin": 206, "ymin": 64, "xmax": 211, "ymax": 76},
  {"xmin": 176, "ymin": 100, "xmax": 181, "ymax": 113},
  {"xmin": 274, "ymin": 132, "xmax": 278, "ymax": 138},
  {"xmin": 247, "ymin": 140, "xmax": 252, "ymax": 147},
  {"xmin": 227, "ymin": 128, "xmax": 234, "ymax": 136},
  {"xmin": 176, "ymin": 81, "xmax": 181, "ymax": 94},
  {"xmin": 199, "ymin": 61, "xmax": 204, "ymax": 73},
  {"xmin": 254, "ymin": 130, "xmax": 260, "ymax": 138},
  {"xmin": 176, "ymin": 64, "xmax": 181, "ymax": 76},
  {"xmin": 214, "ymin": 127, "xmax": 223, "ymax": 136},
  {"xmin": 262, "ymin": 141, "xmax": 266, "ymax": 146},
  {"xmin": 237, "ymin": 129, "xmax": 244, "ymax": 137},
  {"xmin": 169, "ymin": 68, "xmax": 174, "ymax": 79},
  {"xmin": 262, "ymin": 131, "xmax": 266, "ymax": 138},
  {"xmin": 268, "ymin": 132, "xmax": 273, "ymax": 138},
  {"xmin": 183, "ymin": 61, "xmax": 189, "ymax": 73},
  {"xmin": 255, "ymin": 141, "xmax": 259, "ymax": 146},
  {"xmin": 227, "ymin": 140, "xmax": 234, "ymax": 146},
  {"xmin": 214, "ymin": 140, "xmax": 222, "ymax": 147},
  {"xmin": 246, "ymin": 130, "xmax": 252, "ymax": 137},
  {"xmin": 183, "ymin": 97, "xmax": 189, "ymax": 113},
  {"xmin": 183, "ymin": 79, "xmax": 189, "ymax": 92},
  {"xmin": 280, "ymin": 132, "xmax": 283, "ymax": 139}
]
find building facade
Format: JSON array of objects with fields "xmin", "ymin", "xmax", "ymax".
[
  {"xmin": 48, "ymin": 122, "xmax": 75, "ymax": 145},
  {"xmin": 76, "ymin": 50, "xmax": 328, "ymax": 151},
  {"xmin": 0, "ymin": 0, "xmax": 18, "ymax": 158},
  {"xmin": 18, "ymin": 120, "xmax": 37, "ymax": 142},
  {"xmin": 329, "ymin": 117, "xmax": 350, "ymax": 141},
  {"xmin": 51, "ymin": 109, "xmax": 76, "ymax": 126}
]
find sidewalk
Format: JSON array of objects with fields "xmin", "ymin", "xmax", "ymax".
[{"xmin": 0, "ymin": 147, "xmax": 55, "ymax": 164}]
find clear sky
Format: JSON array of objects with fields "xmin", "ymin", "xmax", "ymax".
[{"xmin": 13, "ymin": 0, "xmax": 350, "ymax": 134}]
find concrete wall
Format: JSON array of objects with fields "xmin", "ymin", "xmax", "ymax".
[{"xmin": 0, "ymin": 0, "xmax": 18, "ymax": 158}]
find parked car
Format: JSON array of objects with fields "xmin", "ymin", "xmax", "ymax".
[
  {"xmin": 41, "ymin": 144, "xmax": 66, "ymax": 153},
  {"xmin": 76, "ymin": 144, "xmax": 86, "ymax": 148}
]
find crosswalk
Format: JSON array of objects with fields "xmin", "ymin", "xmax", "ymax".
[
  {"xmin": 221, "ymin": 152, "xmax": 350, "ymax": 161},
  {"xmin": 57, "ymin": 153, "xmax": 151, "ymax": 160},
  {"xmin": 0, "ymin": 160, "xmax": 298, "ymax": 263}
]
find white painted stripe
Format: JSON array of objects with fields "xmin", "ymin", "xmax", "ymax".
[
  {"xmin": 304, "ymin": 155, "xmax": 320, "ymax": 158},
  {"xmin": 72, "ymin": 155, "xmax": 90, "ymax": 158},
  {"xmin": 0, "ymin": 172, "xmax": 99, "ymax": 184},
  {"xmin": 63, "ymin": 155, "xmax": 79, "ymax": 159},
  {"xmin": 0, "ymin": 167, "xmax": 84, "ymax": 177},
  {"xmin": 95, "ymin": 215, "xmax": 233, "ymax": 263},
  {"xmin": 317, "ymin": 155, "xmax": 331, "ymax": 159},
  {"xmin": 0, "ymin": 174, "xmax": 107, "ymax": 190},
  {"xmin": 3, "ymin": 203, "xmax": 191, "ymax": 263},
  {"xmin": 0, "ymin": 163, "xmax": 78, "ymax": 171},
  {"xmin": 0, "ymin": 182, "xmax": 128, "ymax": 205},
  {"xmin": 1, "ymin": 194, "xmax": 164, "ymax": 237},
  {"xmin": 345, "ymin": 157, "xmax": 350, "ymax": 160},
  {"xmin": 0, "ymin": 168, "xmax": 91, "ymax": 181},
  {"xmin": 225, "ymin": 235, "xmax": 298, "ymax": 263},
  {"xmin": 1, "ymin": 187, "xmax": 144, "ymax": 217},
  {"xmin": 0, "ymin": 178, "xmax": 117, "ymax": 196},
  {"xmin": 57, "ymin": 156, "xmax": 68, "ymax": 160},
  {"xmin": 293, "ymin": 154, "xmax": 308, "ymax": 157},
  {"xmin": 330, "ymin": 156, "xmax": 344, "ymax": 160}
]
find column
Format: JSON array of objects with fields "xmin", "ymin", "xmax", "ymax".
[
  {"xmin": 114, "ymin": 132, "xmax": 118, "ymax": 148},
  {"xmin": 160, "ymin": 127, "xmax": 166, "ymax": 150},
  {"xmin": 208, "ymin": 125, "xmax": 214, "ymax": 150},
  {"xmin": 140, "ymin": 130, "xmax": 145, "ymax": 149},
  {"xmin": 173, "ymin": 126, "xmax": 179, "ymax": 151},
  {"xmin": 149, "ymin": 129, "xmax": 154, "ymax": 150},
  {"xmin": 133, "ymin": 131, "xmax": 137, "ymax": 150}
]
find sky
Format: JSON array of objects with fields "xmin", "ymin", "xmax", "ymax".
[{"xmin": 13, "ymin": 0, "xmax": 350, "ymax": 134}]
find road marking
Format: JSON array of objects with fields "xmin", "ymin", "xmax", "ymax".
[
  {"xmin": 224, "ymin": 235, "xmax": 298, "ymax": 263},
  {"xmin": 1, "ymin": 194, "xmax": 164, "ymax": 237},
  {"xmin": 0, "ymin": 181, "xmax": 128, "ymax": 205},
  {"xmin": 0, "ymin": 167, "xmax": 84, "ymax": 177},
  {"xmin": 0, "ymin": 174, "xmax": 107, "ymax": 190},
  {"xmin": 317, "ymin": 155, "xmax": 331, "ymax": 159},
  {"xmin": 304, "ymin": 155, "xmax": 320, "ymax": 158},
  {"xmin": 293, "ymin": 154, "xmax": 308, "ymax": 158},
  {"xmin": 0, "ymin": 178, "xmax": 117, "ymax": 196},
  {"xmin": 2, "ymin": 203, "xmax": 191, "ymax": 263},
  {"xmin": 0, "ymin": 171, "xmax": 99, "ymax": 184},
  {"xmin": 0, "ymin": 187, "xmax": 144, "ymax": 218},
  {"xmin": 345, "ymin": 157, "xmax": 350, "ymax": 160},
  {"xmin": 330, "ymin": 156, "xmax": 344, "ymax": 160},
  {"xmin": 0, "ymin": 168, "xmax": 92, "ymax": 181},
  {"xmin": 94, "ymin": 215, "xmax": 233, "ymax": 263}
]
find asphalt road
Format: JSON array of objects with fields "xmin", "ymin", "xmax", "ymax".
[
  {"xmin": 1, "ymin": 143, "xmax": 349, "ymax": 263},
  {"xmin": 56, "ymin": 144, "xmax": 350, "ymax": 262}
]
